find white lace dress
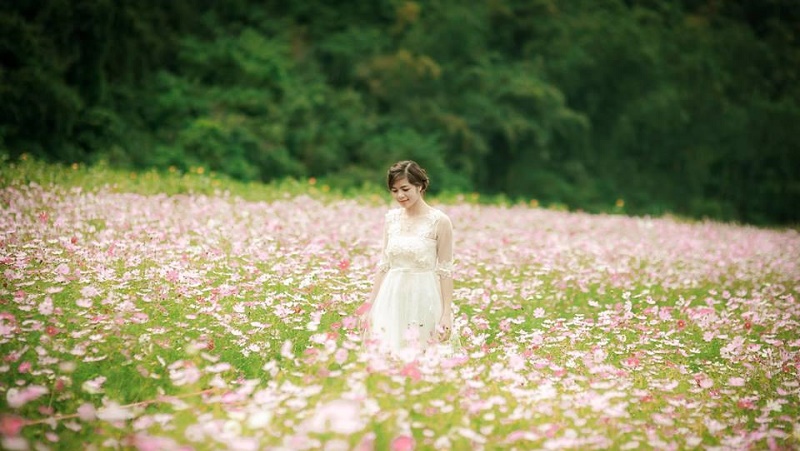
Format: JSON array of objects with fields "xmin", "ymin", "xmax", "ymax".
[{"xmin": 368, "ymin": 208, "xmax": 454, "ymax": 352}]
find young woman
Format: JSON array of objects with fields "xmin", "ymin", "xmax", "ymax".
[{"xmin": 362, "ymin": 160, "xmax": 455, "ymax": 352}]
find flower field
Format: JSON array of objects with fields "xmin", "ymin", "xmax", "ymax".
[{"xmin": 1, "ymin": 163, "xmax": 799, "ymax": 450}]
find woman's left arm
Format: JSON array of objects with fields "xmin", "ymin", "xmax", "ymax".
[{"xmin": 436, "ymin": 214, "xmax": 454, "ymax": 339}]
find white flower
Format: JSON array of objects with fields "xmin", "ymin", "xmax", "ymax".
[
  {"xmin": 97, "ymin": 402, "xmax": 136, "ymax": 422},
  {"xmin": 247, "ymin": 411, "xmax": 272, "ymax": 429},
  {"xmin": 81, "ymin": 376, "xmax": 106, "ymax": 394},
  {"xmin": 221, "ymin": 420, "xmax": 242, "ymax": 439}
]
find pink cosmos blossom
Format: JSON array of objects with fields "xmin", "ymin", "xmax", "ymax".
[
  {"xmin": 391, "ymin": 435, "xmax": 415, "ymax": 451},
  {"xmin": 334, "ymin": 348, "xmax": 348, "ymax": 365},
  {"xmin": 131, "ymin": 434, "xmax": 181, "ymax": 451},
  {"xmin": 281, "ymin": 340, "xmax": 294, "ymax": 359},
  {"xmin": 499, "ymin": 319, "xmax": 511, "ymax": 332},
  {"xmin": 355, "ymin": 302, "xmax": 371, "ymax": 316},
  {"xmin": 54, "ymin": 263, "xmax": 69, "ymax": 275},
  {"xmin": 80, "ymin": 286, "xmax": 100, "ymax": 297},
  {"xmin": 0, "ymin": 415, "xmax": 25, "ymax": 436},
  {"xmin": 38, "ymin": 297, "xmax": 54, "ymax": 315},
  {"xmin": 303, "ymin": 399, "xmax": 364, "ymax": 435},
  {"xmin": 695, "ymin": 374, "xmax": 714, "ymax": 389},
  {"xmin": 342, "ymin": 316, "xmax": 358, "ymax": 329},
  {"xmin": 77, "ymin": 403, "xmax": 96, "ymax": 422},
  {"xmin": 728, "ymin": 377, "xmax": 746, "ymax": 387},
  {"xmin": 6, "ymin": 386, "xmax": 48, "ymax": 408},
  {"xmin": 1, "ymin": 436, "xmax": 28, "ymax": 451},
  {"xmin": 400, "ymin": 362, "xmax": 422, "ymax": 382},
  {"xmin": 506, "ymin": 430, "xmax": 539, "ymax": 443},
  {"xmin": 97, "ymin": 402, "xmax": 137, "ymax": 422},
  {"xmin": 81, "ymin": 376, "xmax": 106, "ymax": 394}
]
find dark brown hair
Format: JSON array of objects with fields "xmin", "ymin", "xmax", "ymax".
[{"xmin": 386, "ymin": 160, "xmax": 429, "ymax": 192}]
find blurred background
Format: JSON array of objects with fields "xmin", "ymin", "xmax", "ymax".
[{"xmin": 1, "ymin": 0, "xmax": 798, "ymax": 224}]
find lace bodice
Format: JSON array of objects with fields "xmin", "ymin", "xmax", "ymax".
[{"xmin": 378, "ymin": 208, "xmax": 454, "ymax": 278}]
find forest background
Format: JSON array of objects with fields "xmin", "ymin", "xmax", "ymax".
[{"xmin": 1, "ymin": 0, "xmax": 798, "ymax": 225}]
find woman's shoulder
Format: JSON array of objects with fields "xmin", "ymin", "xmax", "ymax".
[
  {"xmin": 431, "ymin": 208, "xmax": 452, "ymax": 226},
  {"xmin": 431, "ymin": 207, "xmax": 450, "ymax": 219}
]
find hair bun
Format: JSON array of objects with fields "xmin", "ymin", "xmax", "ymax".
[{"xmin": 387, "ymin": 160, "xmax": 430, "ymax": 192}]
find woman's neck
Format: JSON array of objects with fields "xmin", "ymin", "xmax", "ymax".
[{"xmin": 404, "ymin": 199, "xmax": 431, "ymax": 217}]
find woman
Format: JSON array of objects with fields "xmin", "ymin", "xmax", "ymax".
[{"xmin": 363, "ymin": 160, "xmax": 455, "ymax": 352}]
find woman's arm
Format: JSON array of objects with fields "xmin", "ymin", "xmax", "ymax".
[
  {"xmin": 363, "ymin": 214, "xmax": 390, "ymax": 313},
  {"xmin": 436, "ymin": 213, "xmax": 454, "ymax": 339},
  {"xmin": 368, "ymin": 270, "xmax": 387, "ymax": 304}
]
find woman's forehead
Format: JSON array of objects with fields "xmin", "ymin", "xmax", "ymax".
[{"xmin": 392, "ymin": 178, "xmax": 411, "ymax": 189}]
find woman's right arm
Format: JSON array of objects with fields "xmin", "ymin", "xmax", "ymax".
[
  {"xmin": 364, "ymin": 213, "xmax": 390, "ymax": 308},
  {"xmin": 367, "ymin": 270, "xmax": 387, "ymax": 304}
]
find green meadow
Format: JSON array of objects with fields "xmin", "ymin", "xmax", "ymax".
[{"xmin": 1, "ymin": 159, "xmax": 798, "ymax": 450}]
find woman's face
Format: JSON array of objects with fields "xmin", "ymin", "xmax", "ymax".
[{"xmin": 390, "ymin": 177, "xmax": 422, "ymax": 209}]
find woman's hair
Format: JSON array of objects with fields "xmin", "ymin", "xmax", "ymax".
[{"xmin": 387, "ymin": 160, "xmax": 429, "ymax": 192}]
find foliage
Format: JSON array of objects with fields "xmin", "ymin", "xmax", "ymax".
[{"xmin": 0, "ymin": 0, "xmax": 798, "ymax": 224}]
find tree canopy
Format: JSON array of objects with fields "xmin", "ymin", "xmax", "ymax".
[{"xmin": 1, "ymin": 0, "xmax": 798, "ymax": 224}]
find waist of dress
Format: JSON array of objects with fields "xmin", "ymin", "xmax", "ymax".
[{"xmin": 388, "ymin": 267, "xmax": 435, "ymax": 274}]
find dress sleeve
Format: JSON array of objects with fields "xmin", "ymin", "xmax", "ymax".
[
  {"xmin": 435, "ymin": 212, "xmax": 454, "ymax": 279},
  {"xmin": 377, "ymin": 212, "xmax": 391, "ymax": 273}
]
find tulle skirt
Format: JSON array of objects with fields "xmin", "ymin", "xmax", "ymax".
[{"xmin": 368, "ymin": 269, "xmax": 444, "ymax": 352}]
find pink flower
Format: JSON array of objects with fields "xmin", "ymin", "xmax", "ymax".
[
  {"xmin": 334, "ymin": 348, "xmax": 348, "ymax": 365},
  {"xmin": 442, "ymin": 355, "xmax": 469, "ymax": 369},
  {"xmin": 737, "ymin": 398, "xmax": 756, "ymax": 410},
  {"xmin": 0, "ymin": 415, "xmax": 25, "ymax": 436},
  {"xmin": 304, "ymin": 399, "xmax": 364, "ymax": 435},
  {"xmin": 80, "ymin": 286, "xmax": 100, "ymax": 298},
  {"xmin": 694, "ymin": 374, "xmax": 714, "ymax": 389},
  {"xmin": 281, "ymin": 340, "xmax": 294, "ymax": 359},
  {"xmin": 17, "ymin": 362, "xmax": 31, "ymax": 374},
  {"xmin": 81, "ymin": 376, "xmax": 106, "ymax": 394},
  {"xmin": 6, "ymin": 386, "xmax": 48, "ymax": 408},
  {"xmin": 97, "ymin": 401, "xmax": 135, "ymax": 422},
  {"xmin": 623, "ymin": 356, "xmax": 640, "ymax": 368},
  {"xmin": 38, "ymin": 297, "xmax": 54, "ymax": 315},
  {"xmin": 728, "ymin": 377, "xmax": 746, "ymax": 387},
  {"xmin": 355, "ymin": 302, "xmax": 372, "ymax": 316},
  {"xmin": 391, "ymin": 435, "xmax": 415, "ymax": 451},
  {"xmin": 499, "ymin": 319, "xmax": 511, "ymax": 332},
  {"xmin": 400, "ymin": 362, "xmax": 422, "ymax": 382},
  {"xmin": 342, "ymin": 316, "xmax": 357, "ymax": 329},
  {"xmin": 132, "ymin": 434, "xmax": 179, "ymax": 451}
]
